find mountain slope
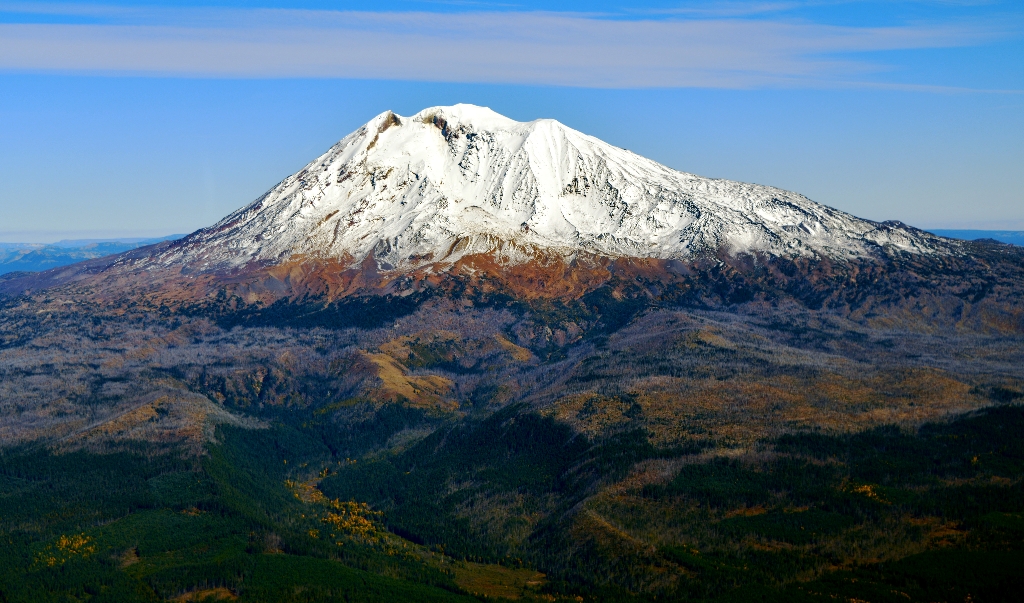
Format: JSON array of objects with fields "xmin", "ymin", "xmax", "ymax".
[{"xmin": 160, "ymin": 104, "xmax": 947, "ymax": 274}]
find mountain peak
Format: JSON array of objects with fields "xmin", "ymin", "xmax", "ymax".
[
  {"xmin": 411, "ymin": 104, "xmax": 522, "ymax": 130},
  {"xmin": 161, "ymin": 105, "xmax": 948, "ymax": 273}
]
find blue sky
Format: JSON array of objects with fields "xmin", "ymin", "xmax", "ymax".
[{"xmin": 1, "ymin": 1, "xmax": 1022, "ymax": 242}]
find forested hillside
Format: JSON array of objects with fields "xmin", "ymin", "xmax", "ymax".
[{"xmin": 2, "ymin": 237, "xmax": 1023, "ymax": 601}]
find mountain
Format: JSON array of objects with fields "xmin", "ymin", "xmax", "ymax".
[
  {"xmin": 1, "ymin": 106, "xmax": 1022, "ymax": 603},
  {"xmin": 0, "ymin": 104, "xmax": 970, "ymax": 310},
  {"xmin": 162, "ymin": 104, "xmax": 945, "ymax": 273}
]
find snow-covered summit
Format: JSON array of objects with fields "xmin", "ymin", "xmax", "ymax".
[{"xmin": 163, "ymin": 104, "xmax": 944, "ymax": 271}]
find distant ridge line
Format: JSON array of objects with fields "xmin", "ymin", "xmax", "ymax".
[
  {"xmin": 929, "ymin": 230, "xmax": 1023, "ymax": 246},
  {"xmin": 0, "ymin": 234, "xmax": 186, "ymax": 276}
]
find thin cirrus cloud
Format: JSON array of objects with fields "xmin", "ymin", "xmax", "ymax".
[{"xmin": 0, "ymin": 4, "xmax": 1011, "ymax": 89}]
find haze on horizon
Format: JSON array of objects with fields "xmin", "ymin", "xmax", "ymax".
[{"xmin": 1, "ymin": 0, "xmax": 1022, "ymax": 243}]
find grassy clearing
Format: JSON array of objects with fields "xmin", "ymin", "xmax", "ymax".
[{"xmin": 451, "ymin": 562, "xmax": 547, "ymax": 600}]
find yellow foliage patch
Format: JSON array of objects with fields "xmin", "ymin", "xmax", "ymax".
[
  {"xmin": 35, "ymin": 533, "xmax": 96, "ymax": 568},
  {"xmin": 321, "ymin": 501, "xmax": 380, "ymax": 537},
  {"xmin": 848, "ymin": 484, "xmax": 889, "ymax": 504},
  {"xmin": 286, "ymin": 479, "xmax": 384, "ymax": 543}
]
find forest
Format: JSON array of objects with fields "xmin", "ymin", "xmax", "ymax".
[{"xmin": 1, "ymin": 402, "xmax": 1021, "ymax": 601}]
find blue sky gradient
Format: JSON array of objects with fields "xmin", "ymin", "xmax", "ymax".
[{"xmin": 1, "ymin": 1, "xmax": 1021, "ymax": 241}]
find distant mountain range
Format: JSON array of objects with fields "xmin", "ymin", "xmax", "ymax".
[
  {"xmin": 0, "ymin": 235, "xmax": 183, "ymax": 275},
  {"xmin": 928, "ymin": 229, "xmax": 1024, "ymax": 246}
]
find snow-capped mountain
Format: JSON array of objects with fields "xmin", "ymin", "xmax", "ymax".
[{"xmin": 162, "ymin": 104, "xmax": 944, "ymax": 272}]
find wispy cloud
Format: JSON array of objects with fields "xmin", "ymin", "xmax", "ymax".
[
  {"xmin": 638, "ymin": 1, "xmax": 1011, "ymax": 18},
  {"xmin": 0, "ymin": 4, "xmax": 1014, "ymax": 89}
]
